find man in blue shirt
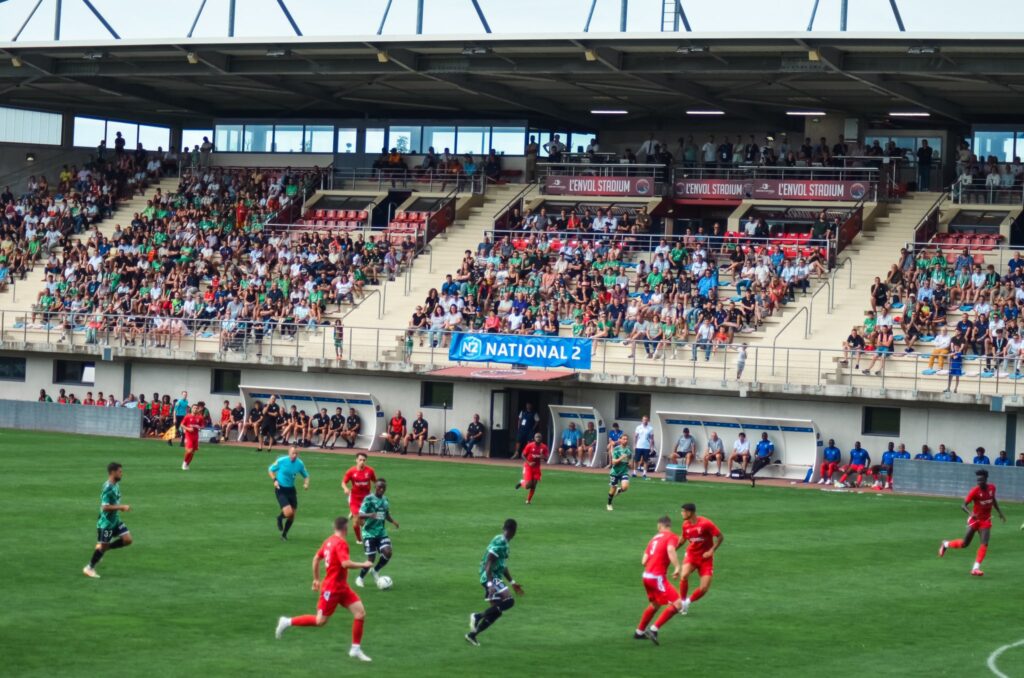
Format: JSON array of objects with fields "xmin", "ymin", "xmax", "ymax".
[
  {"xmin": 837, "ymin": 441, "xmax": 871, "ymax": 488},
  {"xmin": 749, "ymin": 432, "xmax": 775, "ymax": 487},
  {"xmin": 872, "ymin": 442, "xmax": 898, "ymax": 490},
  {"xmin": 993, "ymin": 450, "xmax": 1012, "ymax": 466},
  {"xmin": 269, "ymin": 446, "xmax": 310, "ymax": 541},
  {"xmin": 558, "ymin": 422, "xmax": 583, "ymax": 466},
  {"xmin": 819, "ymin": 438, "xmax": 842, "ymax": 485},
  {"xmin": 972, "ymin": 447, "xmax": 991, "ymax": 465},
  {"xmin": 934, "ymin": 445, "xmax": 952, "ymax": 462},
  {"xmin": 606, "ymin": 422, "xmax": 624, "ymax": 464},
  {"xmin": 172, "ymin": 391, "xmax": 189, "ymax": 448},
  {"xmin": 914, "ymin": 444, "xmax": 934, "ymax": 461}
]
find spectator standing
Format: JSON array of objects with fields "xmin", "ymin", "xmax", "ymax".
[
  {"xmin": 632, "ymin": 415, "xmax": 655, "ymax": 479},
  {"xmin": 525, "ymin": 136, "xmax": 539, "ymax": 182},
  {"xmin": 916, "ymin": 140, "xmax": 933, "ymax": 190},
  {"xmin": 512, "ymin": 403, "xmax": 539, "ymax": 461},
  {"xmin": 200, "ymin": 136, "xmax": 214, "ymax": 168}
]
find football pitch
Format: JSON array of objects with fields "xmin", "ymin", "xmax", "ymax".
[{"xmin": 2, "ymin": 430, "xmax": 1022, "ymax": 678}]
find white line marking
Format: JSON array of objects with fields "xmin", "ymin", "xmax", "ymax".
[{"xmin": 988, "ymin": 639, "xmax": 1024, "ymax": 678}]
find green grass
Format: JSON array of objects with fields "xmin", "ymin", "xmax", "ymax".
[{"xmin": 2, "ymin": 429, "xmax": 1023, "ymax": 678}]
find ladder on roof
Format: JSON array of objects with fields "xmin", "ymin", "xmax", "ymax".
[{"xmin": 660, "ymin": 0, "xmax": 692, "ymax": 32}]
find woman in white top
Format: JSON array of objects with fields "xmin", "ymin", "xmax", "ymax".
[{"xmin": 427, "ymin": 306, "xmax": 445, "ymax": 348}]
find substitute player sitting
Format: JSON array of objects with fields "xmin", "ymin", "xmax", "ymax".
[
  {"xmin": 871, "ymin": 442, "xmax": 897, "ymax": 490},
  {"xmin": 836, "ymin": 441, "xmax": 873, "ymax": 488},
  {"xmin": 405, "ymin": 412, "xmax": 429, "ymax": 455},
  {"xmin": 818, "ymin": 438, "xmax": 842, "ymax": 485},
  {"xmin": 635, "ymin": 515, "xmax": 683, "ymax": 645},
  {"xmin": 728, "ymin": 432, "xmax": 750, "ymax": 476},
  {"xmin": 385, "ymin": 410, "xmax": 407, "ymax": 453},
  {"xmin": 514, "ymin": 432, "xmax": 547, "ymax": 504},
  {"xmin": 677, "ymin": 502, "xmax": 723, "ymax": 615},
  {"xmin": 274, "ymin": 516, "xmax": 374, "ymax": 662},
  {"xmin": 356, "ymin": 479, "xmax": 399, "ymax": 588},
  {"xmin": 702, "ymin": 432, "xmax": 725, "ymax": 476},
  {"xmin": 579, "ymin": 421, "xmax": 597, "ymax": 467},
  {"xmin": 558, "ymin": 422, "xmax": 582, "ymax": 466},
  {"xmin": 669, "ymin": 427, "xmax": 697, "ymax": 469},
  {"xmin": 939, "ymin": 469, "xmax": 1006, "ymax": 576}
]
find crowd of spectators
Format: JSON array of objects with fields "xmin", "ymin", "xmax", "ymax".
[
  {"xmin": 19, "ymin": 165, "xmax": 414, "ymax": 357},
  {"xmin": 372, "ymin": 146, "xmax": 505, "ymax": 187},
  {"xmin": 842, "ymin": 243, "xmax": 1024, "ymax": 387},
  {"xmin": 953, "ymin": 142, "xmax": 1024, "ymax": 198},
  {"xmin": 405, "ymin": 210, "xmax": 829, "ymax": 361}
]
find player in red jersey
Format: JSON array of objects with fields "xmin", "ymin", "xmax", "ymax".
[
  {"xmin": 635, "ymin": 515, "xmax": 683, "ymax": 645},
  {"xmin": 938, "ymin": 469, "xmax": 1006, "ymax": 576},
  {"xmin": 677, "ymin": 502, "xmax": 723, "ymax": 614},
  {"xmin": 180, "ymin": 404, "xmax": 204, "ymax": 471},
  {"xmin": 342, "ymin": 453, "xmax": 377, "ymax": 542},
  {"xmin": 275, "ymin": 517, "xmax": 375, "ymax": 661},
  {"xmin": 514, "ymin": 432, "xmax": 547, "ymax": 504}
]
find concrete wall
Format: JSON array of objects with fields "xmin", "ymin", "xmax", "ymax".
[
  {"xmin": 0, "ymin": 145, "xmax": 96, "ymax": 193},
  {"xmin": 894, "ymin": 458, "xmax": 1024, "ymax": 501},
  {"xmin": 0, "ymin": 351, "xmax": 1015, "ymax": 459},
  {"xmin": 0, "ymin": 398, "xmax": 141, "ymax": 438}
]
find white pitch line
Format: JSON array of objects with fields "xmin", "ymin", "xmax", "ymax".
[{"xmin": 988, "ymin": 639, "xmax": 1024, "ymax": 678}]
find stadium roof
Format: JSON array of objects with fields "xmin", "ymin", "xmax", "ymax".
[{"xmin": 2, "ymin": 33, "xmax": 1023, "ymax": 127}]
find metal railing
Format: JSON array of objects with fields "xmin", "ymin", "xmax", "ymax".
[
  {"xmin": 951, "ymin": 181, "xmax": 1024, "ymax": 206},
  {"xmin": 330, "ymin": 167, "xmax": 487, "ymax": 194},
  {"xmin": 911, "ymin": 191, "xmax": 948, "ymax": 243},
  {"xmin": 902, "ymin": 239, "xmax": 1024, "ymax": 273},
  {"xmin": 538, "ymin": 162, "xmax": 667, "ymax": 179},
  {"xmin": 673, "ymin": 164, "xmax": 880, "ymax": 183},
  {"xmin": 492, "ymin": 182, "xmax": 537, "ymax": 230},
  {"xmin": 7, "ymin": 312, "xmax": 1021, "ymax": 396}
]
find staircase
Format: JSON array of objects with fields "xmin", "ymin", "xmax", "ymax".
[{"xmin": 0, "ymin": 177, "xmax": 180, "ymax": 312}]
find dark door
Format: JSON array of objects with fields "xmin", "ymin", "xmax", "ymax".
[{"xmin": 505, "ymin": 388, "xmax": 564, "ymax": 456}]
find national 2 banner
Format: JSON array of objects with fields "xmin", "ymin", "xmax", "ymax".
[{"xmin": 448, "ymin": 332, "xmax": 592, "ymax": 370}]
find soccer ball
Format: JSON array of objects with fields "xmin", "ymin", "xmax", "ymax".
[{"xmin": 376, "ymin": 575, "xmax": 393, "ymax": 590}]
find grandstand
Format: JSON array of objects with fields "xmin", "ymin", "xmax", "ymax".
[{"xmin": 3, "ymin": 4, "xmax": 1024, "ymax": 465}]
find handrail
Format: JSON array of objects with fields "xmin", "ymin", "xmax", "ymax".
[
  {"xmin": 829, "ymin": 256, "xmax": 854, "ymax": 311},
  {"xmin": 339, "ymin": 288, "xmax": 384, "ymax": 321},
  {"xmin": 808, "ymin": 277, "xmax": 832, "ymax": 329},
  {"xmin": 492, "ymin": 182, "xmax": 536, "ymax": 230},
  {"xmin": 910, "ymin": 190, "xmax": 948, "ymax": 243},
  {"xmin": 770, "ymin": 306, "xmax": 809, "ymax": 376}
]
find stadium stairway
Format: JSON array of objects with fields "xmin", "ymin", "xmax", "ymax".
[
  {"xmin": 339, "ymin": 182, "xmax": 531, "ymax": 334},
  {"xmin": 0, "ymin": 177, "xmax": 180, "ymax": 313}
]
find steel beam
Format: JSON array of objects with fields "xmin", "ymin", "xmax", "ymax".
[
  {"xmin": 227, "ymin": 0, "xmax": 236, "ymax": 38},
  {"xmin": 188, "ymin": 0, "xmax": 208, "ymax": 39},
  {"xmin": 620, "ymin": 0, "xmax": 628, "ymax": 32},
  {"xmin": 81, "ymin": 0, "xmax": 120, "ymax": 39},
  {"xmin": 12, "ymin": 0, "xmax": 44, "ymax": 42},
  {"xmin": 806, "ymin": 0, "xmax": 820, "ymax": 31},
  {"xmin": 583, "ymin": 0, "xmax": 597, "ymax": 32},
  {"xmin": 416, "ymin": 0, "xmax": 424, "ymax": 35},
  {"xmin": 676, "ymin": 1, "xmax": 691, "ymax": 32},
  {"xmin": 276, "ymin": 0, "xmax": 302, "ymax": 37},
  {"xmin": 470, "ymin": 0, "xmax": 491, "ymax": 33},
  {"xmin": 377, "ymin": 0, "xmax": 393, "ymax": 35},
  {"xmin": 53, "ymin": 0, "xmax": 61, "ymax": 40},
  {"xmin": 889, "ymin": 0, "xmax": 906, "ymax": 31}
]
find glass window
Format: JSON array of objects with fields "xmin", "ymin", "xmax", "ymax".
[
  {"xmin": 73, "ymin": 116, "xmax": 106, "ymax": 148},
  {"xmin": 615, "ymin": 392, "xmax": 651, "ymax": 420},
  {"xmin": 106, "ymin": 120, "xmax": 138, "ymax": 149},
  {"xmin": 423, "ymin": 126, "xmax": 456, "ymax": 155},
  {"xmin": 211, "ymin": 368, "xmax": 242, "ymax": 395},
  {"xmin": 54, "ymin": 359, "xmax": 95, "ymax": 385},
  {"xmin": 137, "ymin": 124, "xmax": 170, "ymax": 151},
  {"xmin": 0, "ymin": 356, "xmax": 26, "ymax": 381},
  {"xmin": 421, "ymin": 381, "xmax": 454, "ymax": 409},
  {"xmin": 273, "ymin": 124, "xmax": 303, "ymax": 153},
  {"xmin": 570, "ymin": 132, "xmax": 597, "ymax": 153},
  {"xmin": 305, "ymin": 125, "xmax": 334, "ymax": 152},
  {"xmin": 529, "ymin": 130, "xmax": 551, "ymax": 152},
  {"xmin": 862, "ymin": 406, "xmax": 900, "ymax": 436},
  {"xmin": 456, "ymin": 126, "xmax": 489, "ymax": 155},
  {"xmin": 364, "ymin": 127, "xmax": 386, "ymax": 155},
  {"xmin": 974, "ymin": 131, "xmax": 1014, "ymax": 163},
  {"xmin": 0, "ymin": 106, "xmax": 61, "ymax": 145},
  {"xmin": 215, "ymin": 124, "xmax": 243, "ymax": 152},
  {"xmin": 490, "ymin": 126, "xmax": 526, "ymax": 156},
  {"xmin": 181, "ymin": 128, "xmax": 212, "ymax": 151},
  {"xmin": 1015, "ymin": 134, "xmax": 1024, "ymax": 162},
  {"xmin": 244, "ymin": 124, "xmax": 273, "ymax": 152},
  {"xmin": 337, "ymin": 127, "xmax": 358, "ymax": 153},
  {"xmin": 388, "ymin": 125, "xmax": 421, "ymax": 154}
]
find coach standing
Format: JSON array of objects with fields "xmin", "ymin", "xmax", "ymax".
[{"xmin": 632, "ymin": 415, "xmax": 655, "ymax": 480}]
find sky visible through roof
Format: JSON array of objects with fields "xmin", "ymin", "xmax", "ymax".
[{"xmin": 0, "ymin": 0, "xmax": 1020, "ymax": 42}]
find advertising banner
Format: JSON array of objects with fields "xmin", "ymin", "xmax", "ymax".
[
  {"xmin": 544, "ymin": 175, "xmax": 657, "ymax": 197},
  {"xmin": 448, "ymin": 332, "xmax": 592, "ymax": 369},
  {"xmin": 673, "ymin": 178, "xmax": 869, "ymax": 201}
]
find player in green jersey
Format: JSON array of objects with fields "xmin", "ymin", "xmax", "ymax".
[
  {"xmin": 356, "ymin": 479, "xmax": 399, "ymax": 588},
  {"xmin": 607, "ymin": 441, "xmax": 632, "ymax": 511},
  {"xmin": 83, "ymin": 462, "xmax": 132, "ymax": 578},
  {"xmin": 466, "ymin": 519, "xmax": 524, "ymax": 646}
]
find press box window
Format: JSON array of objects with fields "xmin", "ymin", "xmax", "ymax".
[
  {"xmin": 616, "ymin": 392, "xmax": 651, "ymax": 421},
  {"xmin": 0, "ymin": 356, "xmax": 26, "ymax": 381},
  {"xmin": 54, "ymin": 359, "xmax": 95, "ymax": 385},
  {"xmin": 211, "ymin": 369, "xmax": 242, "ymax": 395},
  {"xmin": 862, "ymin": 406, "xmax": 900, "ymax": 436},
  {"xmin": 421, "ymin": 381, "xmax": 454, "ymax": 409}
]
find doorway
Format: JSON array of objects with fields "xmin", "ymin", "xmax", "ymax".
[{"xmin": 489, "ymin": 387, "xmax": 563, "ymax": 458}]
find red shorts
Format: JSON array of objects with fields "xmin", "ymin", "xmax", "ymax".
[
  {"xmin": 317, "ymin": 587, "xmax": 360, "ymax": 616},
  {"xmin": 184, "ymin": 435, "xmax": 199, "ymax": 451},
  {"xmin": 968, "ymin": 516, "xmax": 993, "ymax": 530},
  {"xmin": 821, "ymin": 461, "xmax": 839, "ymax": 475},
  {"xmin": 522, "ymin": 466, "xmax": 542, "ymax": 484},
  {"xmin": 684, "ymin": 553, "xmax": 714, "ymax": 577},
  {"xmin": 845, "ymin": 463, "xmax": 866, "ymax": 473},
  {"xmin": 642, "ymin": 575, "xmax": 681, "ymax": 606},
  {"xmin": 349, "ymin": 496, "xmax": 367, "ymax": 516}
]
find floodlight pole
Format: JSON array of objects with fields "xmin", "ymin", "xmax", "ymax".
[
  {"xmin": 620, "ymin": 0, "xmax": 628, "ymax": 32},
  {"xmin": 839, "ymin": 0, "xmax": 847, "ymax": 30},
  {"xmin": 53, "ymin": 0, "xmax": 61, "ymax": 40},
  {"xmin": 416, "ymin": 0, "xmax": 424, "ymax": 34},
  {"xmin": 227, "ymin": 0, "xmax": 236, "ymax": 38}
]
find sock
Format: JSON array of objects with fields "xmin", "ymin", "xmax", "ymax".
[
  {"xmin": 975, "ymin": 544, "xmax": 987, "ymax": 567},
  {"xmin": 527, "ymin": 487, "xmax": 536, "ymax": 502},
  {"xmin": 354, "ymin": 524, "xmax": 362, "ymax": 542},
  {"xmin": 473, "ymin": 606, "xmax": 502, "ymax": 636},
  {"xmin": 88, "ymin": 549, "xmax": 104, "ymax": 568},
  {"xmin": 108, "ymin": 540, "xmax": 128, "ymax": 550},
  {"xmin": 360, "ymin": 562, "xmax": 373, "ymax": 578},
  {"xmin": 290, "ymin": 615, "xmax": 317, "ymax": 627},
  {"xmin": 948, "ymin": 539, "xmax": 964, "ymax": 549},
  {"xmin": 515, "ymin": 481, "xmax": 522, "ymax": 490},
  {"xmin": 689, "ymin": 587, "xmax": 706, "ymax": 604},
  {"xmin": 652, "ymin": 606, "xmax": 677, "ymax": 631},
  {"xmin": 282, "ymin": 518, "xmax": 294, "ymax": 537},
  {"xmin": 352, "ymin": 618, "xmax": 364, "ymax": 645},
  {"xmin": 184, "ymin": 451, "xmax": 194, "ymax": 465},
  {"xmin": 856, "ymin": 474, "xmax": 863, "ymax": 484},
  {"xmin": 373, "ymin": 554, "xmax": 390, "ymax": 573},
  {"xmin": 679, "ymin": 579, "xmax": 689, "ymax": 599},
  {"xmin": 277, "ymin": 513, "xmax": 284, "ymax": 532},
  {"xmin": 607, "ymin": 491, "xmax": 615, "ymax": 505},
  {"xmin": 839, "ymin": 473, "xmax": 848, "ymax": 483},
  {"xmin": 638, "ymin": 604, "xmax": 658, "ymax": 632}
]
